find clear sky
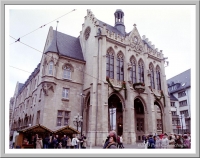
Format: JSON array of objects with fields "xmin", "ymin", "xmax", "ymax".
[{"xmin": 6, "ymin": 5, "xmax": 195, "ymax": 100}]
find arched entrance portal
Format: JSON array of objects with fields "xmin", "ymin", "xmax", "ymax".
[
  {"xmin": 108, "ymin": 94, "xmax": 123, "ymax": 136},
  {"xmin": 134, "ymin": 98, "xmax": 145, "ymax": 142},
  {"xmin": 154, "ymin": 101, "xmax": 163, "ymax": 134}
]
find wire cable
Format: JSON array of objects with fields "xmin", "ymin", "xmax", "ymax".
[
  {"xmin": 9, "ymin": 35, "xmax": 106, "ymax": 84},
  {"xmin": 10, "ymin": 9, "xmax": 76, "ymax": 45}
]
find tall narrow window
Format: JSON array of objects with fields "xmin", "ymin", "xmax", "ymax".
[
  {"xmin": 116, "ymin": 53, "xmax": 124, "ymax": 81},
  {"xmin": 63, "ymin": 66, "xmax": 71, "ymax": 79},
  {"xmin": 49, "ymin": 61, "xmax": 53, "ymax": 75},
  {"xmin": 149, "ymin": 64, "xmax": 155, "ymax": 89},
  {"xmin": 36, "ymin": 110, "xmax": 40, "ymax": 124},
  {"xmin": 138, "ymin": 60, "xmax": 144, "ymax": 83},
  {"xmin": 130, "ymin": 58, "xmax": 136, "ymax": 83},
  {"xmin": 106, "ymin": 48, "xmax": 114, "ymax": 79},
  {"xmin": 156, "ymin": 67, "xmax": 161, "ymax": 90},
  {"xmin": 62, "ymin": 88, "xmax": 69, "ymax": 99}
]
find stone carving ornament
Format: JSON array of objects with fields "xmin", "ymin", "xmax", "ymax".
[
  {"xmin": 84, "ymin": 27, "xmax": 91, "ymax": 40},
  {"xmin": 42, "ymin": 83, "xmax": 54, "ymax": 96},
  {"xmin": 130, "ymin": 35, "xmax": 143, "ymax": 53}
]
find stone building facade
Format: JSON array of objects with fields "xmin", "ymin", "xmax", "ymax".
[{"xmin": 10, "ymin": 9, "xmax": 172, "ymax": 146}]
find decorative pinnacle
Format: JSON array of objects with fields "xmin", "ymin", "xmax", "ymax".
[{"xmin": 133, "ymin": 24, "xmax": 137, "ymax": 27}]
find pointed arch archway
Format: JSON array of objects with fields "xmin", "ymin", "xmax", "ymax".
[
  {"xmin": 154, "ymin": 100, "xmax": 164, "ymax": 134},
  {"xmin": 108, "ymin": 93, "xmax": 125, "ymax": 136},
  {"xmin": 134, "ymin": 97, "xmax": 147, "ymax": 142}
]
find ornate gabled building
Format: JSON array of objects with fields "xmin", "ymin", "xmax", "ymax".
[{"xmin": 10, "ymin": 9, "xmax": 172, "ymax": 146}]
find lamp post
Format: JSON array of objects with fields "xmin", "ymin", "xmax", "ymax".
[
  {"xmin": 175, "ymin": 106, "xmax": 179, "ymax": 134},
  {"xmin": 79, "ymin": 93, "xmax": 86, "ymax": 136},
  {"xmin": 73, "ymin": 113, "xmax": 83, "ymax": 131}
]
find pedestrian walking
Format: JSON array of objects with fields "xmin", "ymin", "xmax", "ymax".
[
  {"xmin": 147, "ymin": 135, "xmax": 155, "ymax": 149},
  {"xmin": 143, "ymin": 136, "xmax": 148, "ymax": 149},
  {"xmin": 36, "ymin": 135, "xmax": 43, "ymax": 149},
  {"xmin": 119, "ymin": 135, "xmax": 124, "ymax": 148},
  {"xmin": 155, "ymin": 135, "xmax": 161, "ymax": 149},
  {"xmin": 66, "ymin": 136, "xmax": 72, "ymax": 149},
  {"xmin": 82, "ymin": 136, "xmax": 87, "ymax": 149},
  {"xmin": 161, "ymin": 133, "xmax": 169, "ymax": 149}
]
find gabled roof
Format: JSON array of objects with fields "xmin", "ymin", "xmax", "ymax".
[
  {"xmin": 17, "ymin": 124, "xmax": 53, "ymax": 133},
  {"xmin": 167, "ymin": 69, "xmax": 191, "ymax": 93},
  {"xmin": 53, "ymin": 125, "xmax": 80, "ymax": 134},
  {"xmin": 44, "ymin": 30, "xmax": 84, "ymax": 61},
  {"xmin": 98, "ymin": 19, "xmax": 126, "ymax": 37}
]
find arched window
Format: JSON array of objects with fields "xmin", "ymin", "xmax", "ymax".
[
  {"xmin": 130, "ymin": 56, "xmax": 136, "ymax": 83},
  {"xmin": 116, "ymin": 52, "xmax": 124, "ymax": 81},
  {"xmin": 63, "ymin": 65, "xmax": 71, "ymax": 79},
  {"xmin": 156, "ymin": 66, "xmax": 161, "ymax": 90},
  {"xmin": 49, "ymin": 61, "xmax": 53, "ymax": 75},
  {"xmin": 138, "ymin": 60, "xmax": 144, "ymax": 83},
  {"xmin": 149, "ymin": 64, "xmax": 155, "ymax": 89},
  {"xmin": 106, "ymin": 48, "xmax": 114, "ymax": 79}
]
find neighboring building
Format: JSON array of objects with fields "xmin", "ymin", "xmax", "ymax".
[
  {"xmin": 167, "ymin": 69, "xmax": 191, "ymax": 134},
  {"xmin": 10, "ymin": 9, "xmax": 172, "ymax": 146},
  {"xmin": 9, "ymin": 82, "xmax": 24, "ymax": 139}
]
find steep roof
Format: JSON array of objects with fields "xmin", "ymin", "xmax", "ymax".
[
  {"xmin": 18, "ymin": 63, "xmax": 41, "ymax": 95},
  {"xmin": 169, "ymin": 93, "xmax": 178, "ymax": 101},
  {"xmin": 44, "ymin": 30, "xmax": 84, "ymax": 61},
  {"xmin": 98, "ymin": 19, "xmax": 126, "ymax": 37},
  {"xmin": 167, "ymin": 69, "xmax": 191, "ymax": 93}
]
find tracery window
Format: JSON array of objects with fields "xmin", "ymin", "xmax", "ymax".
[
  {"xmin": 116, "ymin": 52, "xmax": 124, "ymax": 81},
  {"xmin": 138, "ymin": 60, "xmax": 144, "ymax": 83},
  {"xmin": 63, "ymin": 66, "xmax": 71, "ymax": 79},
  {"xmin": 130, "ymin": 56, "xmax": 136, "ymax": 83},
  {"xmin": 156, "ymin": 66, "xmax": 161, "ymax": 90},
  {"xmin": 149, "ymin": 64, "xmax": 155, "ymax": 89},
  {"xmin": 106, "ymin": 48, "xmax": 114, "ymax": 79}
]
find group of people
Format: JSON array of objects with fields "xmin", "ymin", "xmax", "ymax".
[
  {"xmin": 143, "ymin": 132, "xmax": 191, "ymax": 149},
  {"xmin": 23, "ymin": 134, "xmax": 87, "ymax": 149}
]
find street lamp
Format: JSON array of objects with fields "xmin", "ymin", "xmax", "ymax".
[
  {"xmin": 73, "ymin": 113, "xmax": 83, "ymax": 131},
  {"xmin": 79, "ymin": 93, "xmax": 86, "ymax": 135},
  {"xmin": 174, "ymin": 106, "xmax": 180, "ymax": 134}
]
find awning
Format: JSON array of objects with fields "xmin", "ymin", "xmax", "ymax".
[{"xmin": 17, "ymin": 124, "xmax": 53, "ymax": 133}]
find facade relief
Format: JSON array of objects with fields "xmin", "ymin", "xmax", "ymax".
[{"xmin": 42, "ymin": 82, "xmax": 55, "ymax": 96}]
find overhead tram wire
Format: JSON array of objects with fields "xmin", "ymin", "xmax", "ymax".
[
  {"xmin": 10, "ymin": 9, "xmax": 76, "ymax": 45},
  {"xmin": 9, "ymin": 34, "xmax": 108, "ymax": 89}
]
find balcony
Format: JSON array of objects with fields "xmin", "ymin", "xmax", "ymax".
[{"xmin": 109, "ymin": 78, "xmax": 123, "ymax": 87}]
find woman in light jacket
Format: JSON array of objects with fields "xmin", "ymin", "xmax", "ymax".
[
  {"xmin": 66, "ymin": 137, "xmax": 72, "ymax": 149},
  {"xmin": 36, "ymin": 136, "xmax": 43, "ymax": 149},
  {"xmin": 155, "ymin": 135, "xmax": 161, "ymax": 149}
]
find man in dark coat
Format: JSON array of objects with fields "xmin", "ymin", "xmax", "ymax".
[{"xmin": 148, "ymin": 135, "xmax": 155, "ymax": 149}]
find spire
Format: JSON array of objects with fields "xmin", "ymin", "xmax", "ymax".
[
  {"xmin": 114, "ymin": 9, "xmax": 125, "ymax": 36},
  {"xmin": 56, "ymin": 21, "xmax": 60, "ymax": 54}
]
